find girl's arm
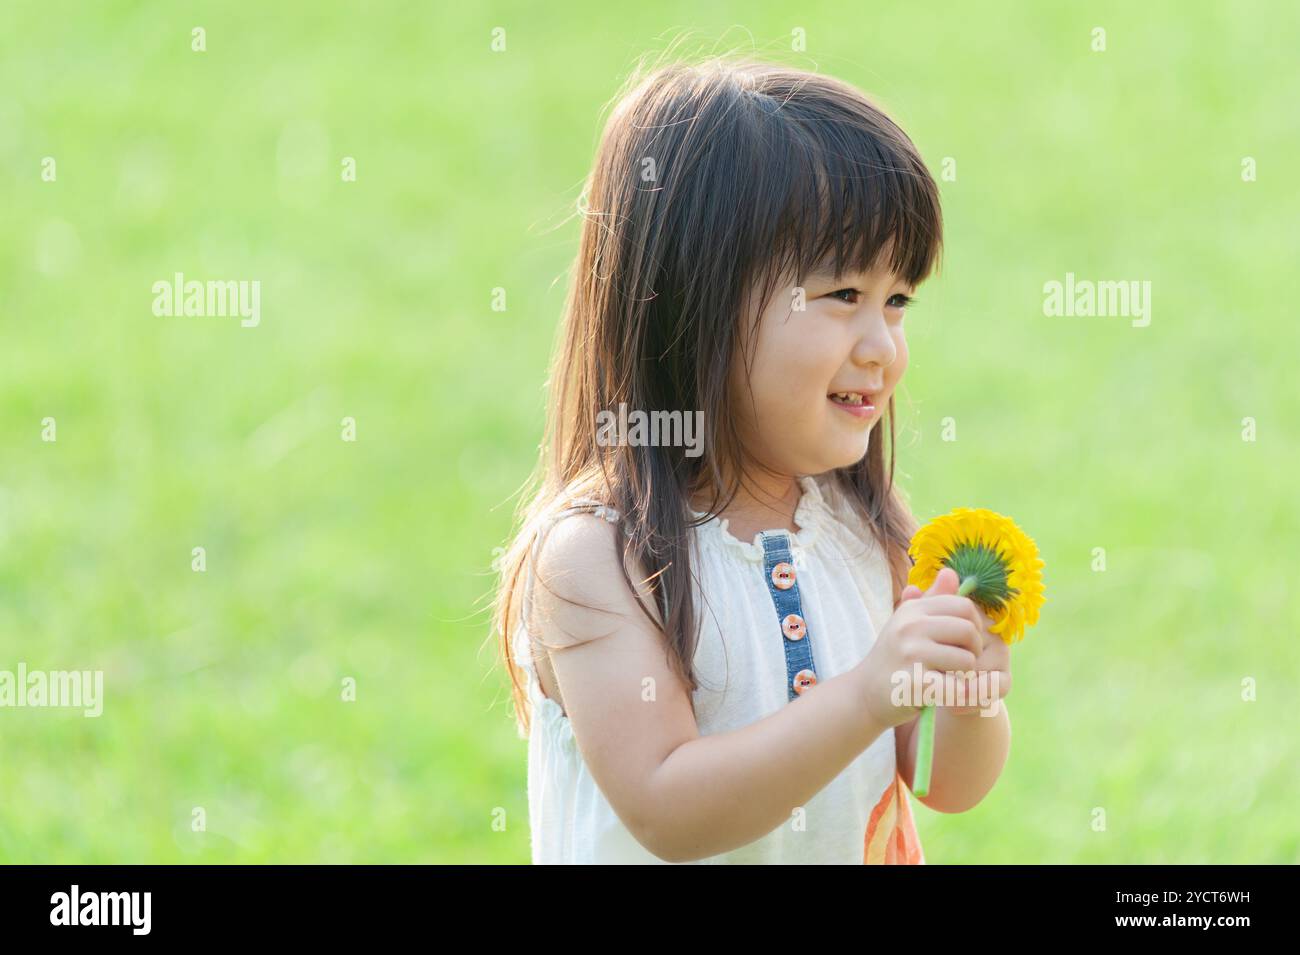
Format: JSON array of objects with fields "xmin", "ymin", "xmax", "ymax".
[
  {"xmin": 532, "ymin": 514, "xmax": 889, "ymax": 863},
  {"xmin": 895, "ymin": 702, "xmax": 1011, "ymax": 813}
]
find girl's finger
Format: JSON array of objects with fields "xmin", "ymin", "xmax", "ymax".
[
  {"xmin": 924, "ymin": 567, "xmax": 960, "ymax": 596},
  {"xmin": 916, "ymin": 641, "xmax": 980, "ymax": 673},
  {"xmin": 939, "ymin": 670, "xmax": 997, "ymax": 709},
  {"xmin": 916, "ymin": 595, "xmax": 986, "ymax": 633},
  {"xmin": 970, "ymin": 668, "xmax": 1010, "ymax": 701},
  {"xmin": 918, "ymin": 616, "xmax": 983, "ymax": 656}
]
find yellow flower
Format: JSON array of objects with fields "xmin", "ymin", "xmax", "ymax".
[{"xmin": 907, "ymin": 507, "xmax": 1046, "ymax": 643}]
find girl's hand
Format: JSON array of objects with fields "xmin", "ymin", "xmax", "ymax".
[
  {"xmin": 854, "ymin": 567, "xmax": 986, "ymax": 732},
  {"xmin": 941, "ymin": 608, "xmax": 1011, "ymax": 716},
  {"xmin": 894, "ymin": 577, "xmax": 1012, "ymax": 716}
]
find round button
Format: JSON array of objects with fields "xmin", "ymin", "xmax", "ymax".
[
  {"xmin": 781, "ymin": 613, "xmax": 807, "ymax": 640},
  {"xmin": 771, "ymin": 562, "xmax": 796, "ymax": 590},
  {"xmin": 793, "ymin": 669, "xmax": 818, "ymax": 695}
]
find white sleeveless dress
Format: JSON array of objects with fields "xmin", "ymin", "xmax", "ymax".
[{"xmin": 511, "ymin": 471, "xmax": 925, "ymax": 864}]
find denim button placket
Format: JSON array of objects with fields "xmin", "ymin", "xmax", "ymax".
[{"xmin": 760, "ymin": 532, "xmax": 818, "ymax": 701}]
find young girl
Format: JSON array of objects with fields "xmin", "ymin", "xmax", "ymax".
[{"xmin": 493, "ymin": 55, "xmax": 1011, "ymax": 864}]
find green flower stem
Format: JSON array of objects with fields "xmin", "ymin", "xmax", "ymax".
[
  {"xmin": 912, "ymin": 575, "xmax": 978, "ymax": 797},
  {"xmin": 912, "ymin": 705, "xmax": 937, "ymax": 797}
]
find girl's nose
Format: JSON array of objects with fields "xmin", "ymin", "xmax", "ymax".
[{"xmin": 851, "ymin": 311, "xmax": 897, "ymax": 368}]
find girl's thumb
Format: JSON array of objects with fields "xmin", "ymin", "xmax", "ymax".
[
  {"xmin": 898, "ymin": 584, "xmax": 923, "ymax": 604},
  {"xmin": 927, "ymin": 566, "xmax": 961, "ymax": 596}
]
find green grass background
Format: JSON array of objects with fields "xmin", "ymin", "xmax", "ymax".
[{"xmin": 1, "ymin": 1, "xmax": 1296, "ymax": 862}]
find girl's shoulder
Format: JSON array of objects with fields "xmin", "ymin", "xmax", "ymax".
[
  {"xmin": 539, "ymin": 479, "xmax": 625, "ymax": 529},
  {"xmin": 523, "ymin": 486, "xmax": 639, "ymax": 607},
  {"xmin": 528, "ymin": 487, "xmax": 624, "ymax": 578},
  {"xmin": 521, "ymin": 492, "xmax": 664, "ymax": 655}
]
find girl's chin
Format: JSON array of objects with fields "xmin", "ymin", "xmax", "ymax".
[{"xmin": 820, "ymin": 432, "xmax": 874, "ymax": 470}]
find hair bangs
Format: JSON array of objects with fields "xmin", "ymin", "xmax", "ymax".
[{"xmin": 767, "ymin": 106, "xmax": 943, "ymax": 294}]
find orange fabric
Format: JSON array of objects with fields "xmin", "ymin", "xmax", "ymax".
[{"xmin": 863, "ymin": 770, "xmax": 925, "ymax": 864}]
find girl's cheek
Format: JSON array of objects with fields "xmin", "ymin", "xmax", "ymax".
[{"xmin": 890, "ymin": 329, "xmax": 909, "ymax": 381}]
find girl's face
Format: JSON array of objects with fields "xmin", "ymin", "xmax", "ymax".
[{"xmin": 731, "ymin": 254, "xmax": 912, "ymax": 478}]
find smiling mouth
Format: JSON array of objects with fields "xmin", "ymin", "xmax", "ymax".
[{"xmin": 828, "ymin": 391, "xmax": 877, "ymax": 407}]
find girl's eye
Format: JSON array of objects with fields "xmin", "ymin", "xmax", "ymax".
[{"xmin": 826, "ymin": 289, "xmax": 914, "ymax": 309}]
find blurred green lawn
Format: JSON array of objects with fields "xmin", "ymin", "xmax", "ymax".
[{"xmin": 1, "ymin": 1, "xmax": 1296, "ymax": 862}]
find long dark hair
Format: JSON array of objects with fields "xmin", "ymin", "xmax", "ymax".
[{"xmin": 494, "ymin": 54, "xmax": 943, "ymax": 737}]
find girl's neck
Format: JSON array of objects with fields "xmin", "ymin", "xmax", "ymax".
[{"xmin": 691, "ymin": 469, "xmax": 804, "ymax": 541}]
